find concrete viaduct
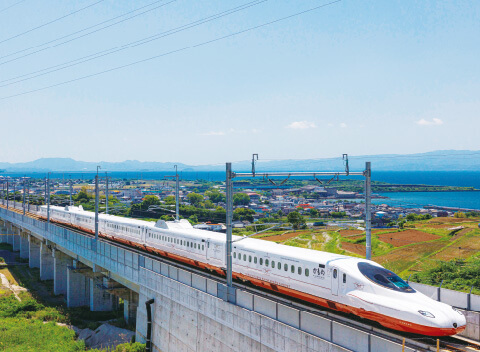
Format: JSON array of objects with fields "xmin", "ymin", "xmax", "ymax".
[{"xmin": 1, "ymin": 202, "xmax": 478, "ymax": 352}]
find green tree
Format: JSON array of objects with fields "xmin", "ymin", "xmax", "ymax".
[
  {"xmin": 287, "ymin": 211, "xmax": 306, "ymax": 230},
  {"xmin": 204, "ymin": 189, "xmax": 226, "ymax": 203},
  {"xmin": 233, "ymin": 208, "xmax": 255, "ymax": 222},
  {"xmin": 308, "ymin": 208, "xmax": 319, "ymax": 217},
  {"xmin": 141, "ymin": 195, "xmax": 160, "ymax": 210},
  {"xmin": 204, "ymin": 200, "xmax": 214, "ymax": 209},
  {"xmin": 188, "ymin": 214, "xmax": 199, "ymax": 225},
  {"xmin": 233, "ymin": 193, "xmax": 250, "ymax": 206},
  {"xmin": 163, "ymin": 196, "xmax": 176, "ymax": 205},
  {"xmin": 74, "ymin": 186, "xmax": 90, "ymax": 203},
  {"xmin": 187, "ymin": 192, "xmax": 204, "ymax": 206}
]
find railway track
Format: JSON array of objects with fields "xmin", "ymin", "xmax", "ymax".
[{"xmin": 2, "ymin": 204, "xmax": 480, "ymax": 352}]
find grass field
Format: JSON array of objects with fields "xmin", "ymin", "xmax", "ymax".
[
  {"xmin": 255, "ymin": 217, "xmax": 480, "ymax": 292},
  {"xmin": 0, "ymin": 263, "xmax": 144, "ymax": 352}
]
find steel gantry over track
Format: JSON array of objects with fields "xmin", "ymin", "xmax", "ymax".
[{"xmin": 224, "ymin": 155, "xmax": 372, "ymax": 289}]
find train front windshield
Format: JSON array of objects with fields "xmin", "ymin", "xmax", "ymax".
[{"xmin": 358, "ymin": 262, "xmax": 415, "ymax": 293}]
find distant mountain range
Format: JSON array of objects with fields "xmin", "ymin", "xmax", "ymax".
[{"xmin": 0, "ymin": 150, "xmax": 479, "ymax": 172}]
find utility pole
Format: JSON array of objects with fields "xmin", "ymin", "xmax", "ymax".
[
  {"xmin": 27, "ymin": 179, "xmax": 30, "ymax": 212},
  {"xmin": 365, "ymin": 162, "xmax": 372, "ymax": 260},
  {"xmin": 47, "ymin": 173, "xmax": 51, "ymax": 227},
  {"xmin": 225, "ymin": 162, "xmax": 233, "ymax": 288},
  {"xmin": 95, "ymin": 166, "xmax": 101, "ymax": 246},
  {"xmin": 6, "ymin": 180, "xmax": 8, "ymax": 209},
  {"xmin": 13, "ymin": 182, "xmax": 16, "ymax": 209},
  {"xmin": 22, "ymin": 177, "xmax": 26, "ymax": 215},
  {"xmin": 44, "ymin": 177, "xmax": 47, "ymax": 205},
  {"xmin": 175, "ymin": 165, "xmax": 179, "ymax": 221},
  {"xmin": 105, "ymin": 172, "xmax": 109, "ymax": 215},
  {"xmin": 69, "ymin": 175, "xmax": 73, "ymax": 206}
]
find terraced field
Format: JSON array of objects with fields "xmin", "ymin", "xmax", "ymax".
[{"xmin": 255, "ymin": 218, "xmax": 480, "ymax": 280}]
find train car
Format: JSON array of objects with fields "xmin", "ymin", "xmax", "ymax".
[{"xmin": 39, "ymin": 205, "xmax": 466, "ymax": 336}]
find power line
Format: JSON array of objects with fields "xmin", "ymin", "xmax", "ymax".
[
  {"xmin": 0, "ymin": 0, "xmax": 267, "ymax": 86},
  {"xmin": 0, "ymin": 0, "xmax": 105, "ymax": 45},
  {"xmin": 0, "ymin": 0, "xmax": 173, "ymax": 62},
  {"xmin": 0, "ymin": 0, "xmax": 27, "ymax": 15},
  {"xmin": 0, "ymin": 0, "xmax": 342, "ymax": 100}
]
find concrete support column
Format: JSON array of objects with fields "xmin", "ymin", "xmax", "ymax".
[
  {"xmin": 124, "ymin": 291, "xmax": 139, "ymax": 325},
  {"xmin": 7, "ymin": 224, "xmax": 13, "ymax": 246},
  {"xmin": 0, "ymin": 224, "xmax": 6, "ymax": 243},
  {"xmin": 66, "ymin": 260, "xmax": 90, "ymax": 308},
  {"xmin": 29, "ymin": 235, "xmax": 40, "ymax": 269},
  {"xmin": 90, "ymin": 277, "xmax": 115, "ymax": 311},
  {"xmin": 53, "ymin": 249, "xmax": 71, "ymax": 295},
  {"xmin": 13, "ymin": 228, "xmax": 20, "ymax": 251},
  {"xmin": 40, "ymin": 242, "xmax": 54, "ymax": 280},
  {"xmin": 19, "ymin": 232, "xmax": 29, "ymax": 259}
]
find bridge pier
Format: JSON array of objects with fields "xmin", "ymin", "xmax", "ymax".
[
  {"xmin": 0, "ymin": 221, "xmax": 7, "ymax": 243},
  {"xmin": 40, "ymin": 242, "xmax": 54, "ymax": 280},
  {"xmin": 7, "ymin": 223, "xmax": 14, "ymax": 246},
  {"xmin": 90, "ymin": 277, "xmax": 116, "ymax": 311},
  {"xmin": 67, "ymin": 260, "xmax": 90, "ymax": 308},
  {"xmin": 12, "ymin": 227, "xmax": 20, "ymax": 251},
  {"xmin": 19, "ymin": 232, "xmax": 29, "ymax": 259},
  {"xmin": 53, "ymin": 249, "xmax": 71, "ymax": 295},
  {"xmin": 124, "ymin": 290, "xmax": 139, "ymax": 325},
  {"xmin": 29, "ymin": 235, "xmax": 40, "ymax": 268}
]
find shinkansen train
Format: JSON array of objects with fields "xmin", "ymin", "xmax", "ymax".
[{"xmin": 39, "ymin": 205, "xmax": 466, "ymax": 336}]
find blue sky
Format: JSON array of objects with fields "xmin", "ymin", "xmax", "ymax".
[{"xmin": 0, "ymin": 0, "xmax": 478, "ymax": 165}]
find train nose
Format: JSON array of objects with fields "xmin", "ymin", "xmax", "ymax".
[{"xmin": 453, "ymin": 323, "xmax": 457, "ymax": 328}]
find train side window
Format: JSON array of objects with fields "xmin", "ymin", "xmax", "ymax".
[
  {"xmin": 265, "ymin": 259, "xmax": 269, "ymax": 266},
  {"xmin": 305, "ymin": 269, "xmax": 309, "ymax": 277},
  {"xmin": 202, "ymin": 245, "xmax": 204, "ymax": 250},
  {"xmin": 195, "ymin": 243, "xmax": 197, "ymax": 249},
  {"xmin": 298, "ymin": 267, "xmax": 302, "ymax": 275},
  {"xmin": 284, "ymin": 264, "xmax": 288, "ymax": 272},
  {"xmin": 249, "ymin": 256, "xmax": 252, "ymax": 263},
  {"xmin": 233, "ymin": 252, "xmax": 236, "ymax": 259},
  {"xmin": 271, "ymin": 261, "xmax": 275, "ymax": 268},
  {"xmin": 278, "ymin": 262, "xmax": 281, "ymax": 270},
  {"xmin": 254, "ymin": 257, "xmax": 257, "ymax": 264},
  {"xmin": 333, "ymin": 269, "xmax": 337, "ymax": 279},
  {"xmin": 343, "ymin": 273, "xmax": 346, "ymax": 283},
  {"xmin": 243, "ymin": 254, "xmax": 246, "ymax": 261},
  {"xmin": 259, "ymin": 258, "xmax": 263, "ymax": 265},
  {"xmin": 291, "ymin": 265, "xmax": 294, "ymax": 273}
]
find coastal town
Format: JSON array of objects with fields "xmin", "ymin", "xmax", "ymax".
[{"xmin": 1, "ymin": 175, "xmax": 477, "ymax": 233}]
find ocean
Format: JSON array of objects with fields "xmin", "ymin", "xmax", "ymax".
[{"xmin": 2, "ymin": 170, "xmax": 479, "ymax": 210}]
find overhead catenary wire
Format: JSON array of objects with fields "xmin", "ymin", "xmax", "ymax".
[
  {"xmin": 0, "ymin": 0, "xmax": 105, "ymax": 45},
  {"xmin": 0, "ymin": 0, "xmax": 27, "ymax": 15},
  {"xmin": 0, "ymin": 0, "xmax": 174, "ymax": 62},
  {"xmin": 0, "ymin": 0, "xmax": 268, "ymax": 86},
  {"xmin": 0, "ymin": 0, "xmax": 342, "ymax": 101}
]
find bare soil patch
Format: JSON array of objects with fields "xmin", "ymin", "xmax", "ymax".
[
  {"xmin": 342, "ymin": 242, "xmax": 365, "ymax": 256},
  {"xmin": 433, "ymin": 235, "xmax": 480, "ymax": 261},
  {"xmin": 377, "ymin": 230, "xmax": 440, "ymax": 247},
  {"xmin": 375, "ymin": 240, "xmax": 448, "ymax": 273},
  {"xmin": 339, "ymin": 229, "xmax": 363, "ymax": 236}
]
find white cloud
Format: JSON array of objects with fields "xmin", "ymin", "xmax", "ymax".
[
  {"xmin": 251, "ymin": 128, "xmax": 261, "ymax": 134},
  {"xmin": 416, "ymin": 118, "xmax": 444, "ymax": 126},
  {"xmin": 286, "ymin": 121, "xmax": 317, "ymax": 130},
  {"xmin": 200, "ymin": 131, "xmax": 225, "ymax": 136},
  {"xmin": 340, "ymin": 122, "xmax": 347, "ymax": 128}
]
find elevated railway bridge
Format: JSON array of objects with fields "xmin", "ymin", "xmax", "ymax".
[{"xmin": 0, "ymin": 200, "xmax": 479, "ymax": 352}]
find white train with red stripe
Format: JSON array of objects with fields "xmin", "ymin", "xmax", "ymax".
[{"xmin": 39, "ymin": 205, "xmax": 466, "ymax": 336}]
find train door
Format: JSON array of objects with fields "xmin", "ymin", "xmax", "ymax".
[
  {"xmin": 331, "ymin": 267, "xmax": 339, "ymax": 296},
  {"xmin": 206, "ymin": 240, "xmax": 211, "ymax": 260}
]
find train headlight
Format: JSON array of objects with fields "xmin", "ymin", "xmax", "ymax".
[
  {"xmin": 418, "ymin": 310, "xmax": 435, "ymax": 318},
  {"xmin": 452, "ymin": 307, "xmax": 464, "ymax": 316}
]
